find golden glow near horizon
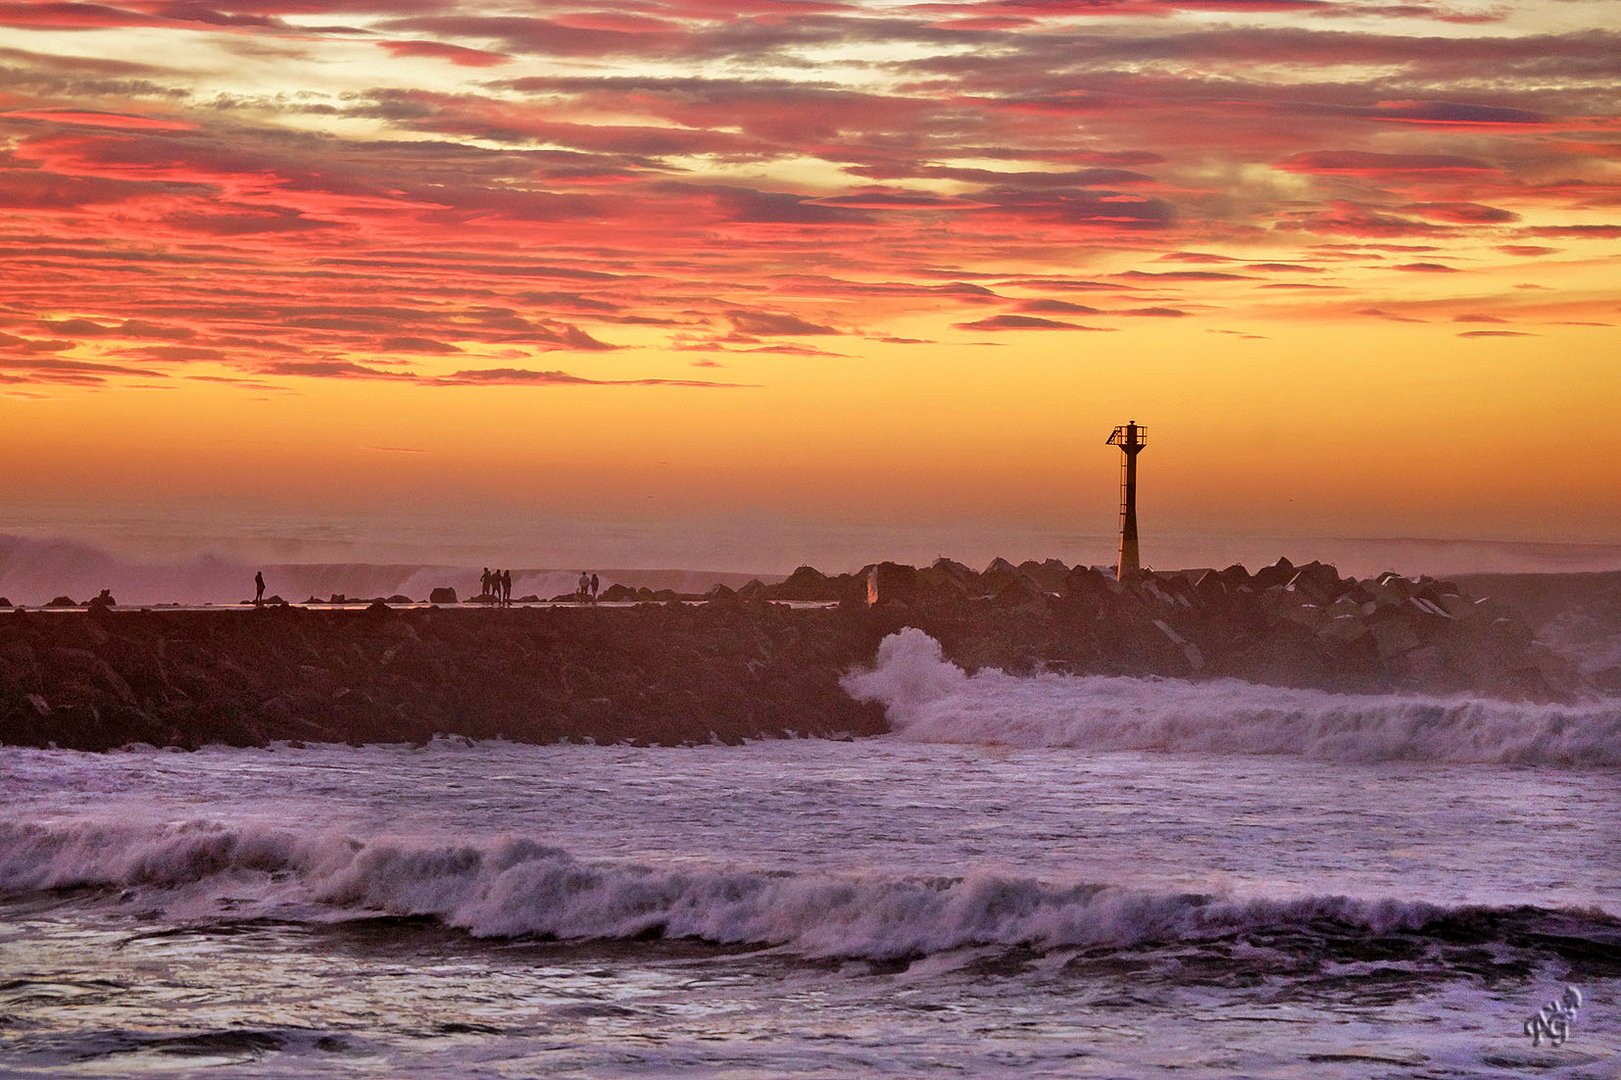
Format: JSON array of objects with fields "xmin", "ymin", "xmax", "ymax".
[{"xmin": 1, "ymin": 0, "xmax": 1618, "ymax": 568}]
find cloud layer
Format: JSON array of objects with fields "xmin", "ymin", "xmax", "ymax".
[{"xmin": 0, "ymin": 0, "xmax": 1616, "ymax": 391}]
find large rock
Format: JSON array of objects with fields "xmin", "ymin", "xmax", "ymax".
[
  {"xmin": 429, "ymin": 587, "xmax": 458, "ymax": 604},
  {"xmin": 1252, "ymin": 557, "xmax": 1296, "ymax": 590},
  {"xmin": 865, "ymin": 562, "xmax": 918, "ymax": 607},
  {"xmin": 1284, "ymin": 562, "xmax": 1344, "ymax": 606},
  {"xmin": 1369, "ymin": 617, "xmax": 1421, "ymax": 659}
]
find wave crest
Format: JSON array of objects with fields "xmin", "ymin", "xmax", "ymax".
[
  {"xmin": 842, "ymin": 629, "xmax": 1621, "ymax": 766},
  {"xmin": 0, "ymin": 818, "xmax": 1523, "ymax": 960}
]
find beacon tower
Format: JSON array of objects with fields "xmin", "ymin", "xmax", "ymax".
[{"xmin": 1106, "ymin": 420, "xmax": 1147, "ymax": 581}]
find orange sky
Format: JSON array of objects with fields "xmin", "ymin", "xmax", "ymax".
[{"xmin": 1, "ymin": 0, "xmax": 1617, "ymax": 573}]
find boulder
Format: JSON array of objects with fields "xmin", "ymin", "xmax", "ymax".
[
  {"xmin": 428, "ymin": 587, "xmax": 458, "ymax": 604},
  {"xmin": 52, "ymin": 616, "xmax": 109, "ymax": 650},
  {"xmin": 865, "ymin": 562, "xmax": 918, "ymax": 607},
  {"xmin": 1369, "ymin": 617, "xmax": 1421, "ymax": 659},
  {"xmin": 1320, "ymin": 614, "xmax": 1371, "ymax": 645},
  {"xmin": 1284, "ymin": 562, "xmax": 1344, "ymax": 606},
  {"xmin": 1251, "ymin": 557, "xmax": 1296, "ymax": 591},
  {"xmin": 45, "ymin": 596, "xmax": 78, "ymax": 608},
  {"xmin": 1018, "ymin": 559, "xmax": 1071, "ymax": 594},
  {"xmin": 772, "ymin": 566, "xmax": 838, "ymax": 601},
  {"xmin": 600, "ymin": 584, "xmax": 637, "ymax": 602},
  {"xmin": 387, "ymin": 594, "xmax": 413, "ymax": 605}
]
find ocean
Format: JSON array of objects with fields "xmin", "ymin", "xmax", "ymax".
[{"xmin": 2, "ymin": 630, "xmax": 1617, "ymax": 1077}]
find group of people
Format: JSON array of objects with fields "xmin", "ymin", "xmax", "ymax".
[
  {"xmin": 481, "ymin": 567, "xmax": 514, "ymax": 606},
  {"xmin": 247, "ymin": 568, "xmax": 605, "ymax": 608}
]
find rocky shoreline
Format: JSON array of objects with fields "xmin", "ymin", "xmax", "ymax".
[{"xmin": 0, "ymin": 557, "xmax": 1590, "ymax": 752}]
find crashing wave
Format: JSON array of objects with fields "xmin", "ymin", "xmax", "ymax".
[
  {"xmin": 842, "ymin": 629, "xmax": 1621, "ymax": 766},
  {"xmin": 2, "ymin": 819, "xmax": 1610, "ymax": 961}
]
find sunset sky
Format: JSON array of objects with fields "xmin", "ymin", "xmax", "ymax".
[{"xmin": 1, "ymin": 0, "xmax": 1617, "ymax": 574}]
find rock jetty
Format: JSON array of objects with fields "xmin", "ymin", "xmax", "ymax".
[{"xmin": 0, "ymin": 557, "xmax": 1583, "ymax": 751}]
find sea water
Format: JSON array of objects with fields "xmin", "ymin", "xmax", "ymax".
[{"xmin": 2, "ymin": 630, "xmax": 1617, "ymax": 1077}]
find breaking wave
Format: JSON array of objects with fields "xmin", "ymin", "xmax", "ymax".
[
  {"xmin": 4, "ymin": 819, "xmax": 1609, "ymax": 962},
  {"xmin": 843, "ymin": 629, "xmax": 1621, "ymax": 767}
]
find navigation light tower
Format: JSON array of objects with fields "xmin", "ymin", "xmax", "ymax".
[{"xmin": 1106, "ymin": 420, "xmax": 1147, "ymax": 581}]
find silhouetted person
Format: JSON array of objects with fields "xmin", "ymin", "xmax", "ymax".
[
  {"xmin": 481, "ymin": 567, "xmax": 492, "ymax": 601},
  {"xmin": 577, "ymin": 571, "xmax": 589, "ymax": 603},
  {"xmin": 501, "ymin": 569, "xmax": 512, "ymax": 606},
  {"xmin": 254, "ymin": 571, "xmax": 265, "ymax": 606},
  {"xmin": 590, "ymin": 572, "xmax": 599, "ymax": 603}
]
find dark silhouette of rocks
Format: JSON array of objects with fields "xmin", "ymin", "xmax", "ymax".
[
  {"xmin": 0, "ymin": 556, "xmax": 1587, "ymax": 753},
  {"xmin": 741, "ymin": 555, "xmax": 1578, "ymax": 700},
  {"xmin": 0, "ymin": 602, "xmax": 892, "ymax": 751},
  {"xmin": 429, "ymin": 587, "xmax": 457, "ymax": 604}
]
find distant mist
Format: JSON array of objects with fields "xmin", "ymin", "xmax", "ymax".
[
  {"xmin": 0, "ymin": 536, "xmax": 767, "ymax": 607},
  {"xmin": 1, "ymin": 525, "xmax": 1618, "ymax": 607}
]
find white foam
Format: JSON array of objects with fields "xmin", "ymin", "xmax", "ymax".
[
  {"xmin": 843, "ymin": 628, "xmax": 1621, "ymax": 766},
  {"xmin": 0, "ymin": 819, "xmax": 1468, "ymax": 960}
]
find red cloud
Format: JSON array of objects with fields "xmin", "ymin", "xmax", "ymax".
[
  {"xmin": 378, "ymin": 40, "xmax": 512, "ymax": 66},
  {"xmin": 0, "ymin": 108, "xmax": 195, "ymax": 131},
  {"xmin": 1018, "ymin": 300, "xmax": 1102, "ymax": 314},
  {"xmin": 1277, "ymin": 150, "xmax": 1494, "ymax": 176},
  {"xmin": 1403, "ymin": 202, "xmax": 1519, "ymax": 223},
  {"xmin": 1367, "ymin": 100, "xmax": 1547, "ymax": 127},
  {"xmin": 728, "ymin": 310, "xmax": 839, "ymax": 336},
  {"xmin": 1280, "ymin": 202, "xmax": 1452, "ymax": 238},
  {"xmin": 955, "ymin": 315, "xmax": 1113, "ymax": 331}
]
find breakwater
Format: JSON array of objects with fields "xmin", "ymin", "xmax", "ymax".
[{"xmin": 0, "ymin": 557, "xmax": 1586, "ymax": 751}]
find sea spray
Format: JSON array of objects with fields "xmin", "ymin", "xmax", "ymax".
[
  {"xmin": 0, "ymin": 818, "xmax": 1536, "ymax": 960},
  {"xmin": 843, "ymin": 628, "xmax": 1621, "ymax": 766}
]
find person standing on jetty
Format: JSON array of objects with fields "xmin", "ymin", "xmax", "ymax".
[
  {"xmin": 577, "ymin": 571, "xmax": 590, "ymax": 603},
  {"xmin": 501, "ymin": 569, "xmax": 512, "ymax": 607},
  {"xmin": 253, "ymin": 571, "xmax": 265, "ymax": 606},
  {"xmin": 590, "ymin": 572, "xmax": 599, "ymax": 604}
]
